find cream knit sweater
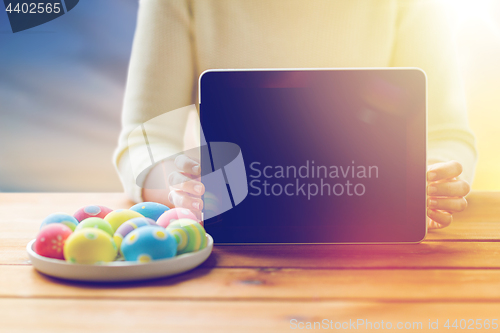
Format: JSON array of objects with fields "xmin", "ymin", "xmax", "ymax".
[{"xmin": 114, "ymin": 0, "xmax": 477, "ymax": 203}]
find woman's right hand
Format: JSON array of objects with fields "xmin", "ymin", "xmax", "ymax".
[{"xmin": 168, "ymin": 154, "xmax": 205, "ymax": 220}]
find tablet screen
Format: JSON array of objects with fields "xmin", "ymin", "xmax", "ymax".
[{"xmin": 200, "ymin": 69, "xmax": 426, "ymax": 243}]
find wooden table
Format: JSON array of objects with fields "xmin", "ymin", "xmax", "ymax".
[{"xmin": 2, "ymin": 191, "xmax": 500, "ymax": 332}]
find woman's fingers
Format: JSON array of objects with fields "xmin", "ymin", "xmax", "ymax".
[
  {"xmin": 168, "ymin": 190, "xmax": 203, "ymax": 211},
  {"xmin": 174, "ymin": 154, "xmax": 200, "ymax": 176},
  {"xmin": 428, "ymin": 197, "xmax": 467, "ymax": 212},
  {"xmin": 168, "ymin": 190, "xmax": 203, "ymax": 219},
  {"xmin": 427, "ymin": 160, "xmax": 462, "ymax": 181},
  {"xmin": 428, "ymin": 217, "xmax": 447, "ymax": 230},
  {"xmin": 427, "ymin": 209, "xmax": 453, "ymax": 228},
  {"xmin": 169, "ymin": 171, "xmax": 205, "ymax": 196},
  {"xmin": 426, "ymin": 161, "xmax": 470, "ymax": 231},
  {"xmin": 167, "ymin": 154, "xmax": 204, "ymax": 220},
  {"xmin": 427, "ymin": 179, "xmax": 470, "ymax": 197}
]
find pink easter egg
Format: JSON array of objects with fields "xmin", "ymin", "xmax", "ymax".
[
  {"xmin": 157, "ymin": 208, "xmax": 198, "ymax": 228},
  {"xmin": 34, "ymin": 224, "xmax": 73, "ymax": 260},
  {"xmin": 74, "ymin": 205, "xmax": 113, "ymax": 222}
]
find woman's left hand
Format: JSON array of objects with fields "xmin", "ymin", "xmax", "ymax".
[{"xmin": 427, "ymin": 160, "xmax": 470, "ymax": 229}]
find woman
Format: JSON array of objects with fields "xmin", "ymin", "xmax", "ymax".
[{"xmin": 114, "ymin": 0, "xmax": 476, "ymax": 229}]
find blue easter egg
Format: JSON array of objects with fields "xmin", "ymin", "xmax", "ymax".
[
  {"xmin": 121, "ymin": 226, "xmax": 177, "ymax": 262},
  {"xmin": 130, "ymin": 202, "xmax": 170, "ymax": 221},
  {"xmin": 40, "ymin": 213, "xmax": 79, "ymax": 232}
]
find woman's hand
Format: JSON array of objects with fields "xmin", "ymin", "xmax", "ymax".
[
  {"xmin": 427, "ymin": 160, "xmax": 470, "ymax": 229},
  {"xmin": 168, "ymin": 154, "xmax": 204, "ymax": 220}
]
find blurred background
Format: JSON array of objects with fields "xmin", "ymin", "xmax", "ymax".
[
  {"xmin": 0, "ymin": 0, "xmax": 137, "ymax": 192},
  {"xmin": 448, "ymin": 0, "xmax": 500, "ymax": 190},
  {"xmin": 0, "ymin": 0, "xmax": 499, "ymax": 192}
]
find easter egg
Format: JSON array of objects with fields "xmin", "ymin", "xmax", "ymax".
[
  {"xmin": 121, "ymin": 226, "xmax": 177, "ymax": 263},
  {"xmin": 75, "ymin": 217, "xmax": 114, "ymax": 237},
  {"xmin": 202, "ymin": 191, "xmax": 220, "ymax": 218},
  {"xmin": 64, "ymin": 229, "xmax": 118, "ymax": 264},
  {"xmin": 104, "ymin": 209, "xmax": 143, "ymax": 232},
  {"xmin": 113, "ymin": 217, "xmax": 157, "ymax": 251},
  {"xmin": 40, "ymin": 213, "xmax": 79, "ymax": 232},
  {"xmin": 166, "ymin": 218, "xmax": 207, "ymax": 254},
  {"xmin": 73, "ymin": 205, "xmax": 113, "ymax": 222},
  {"xmin": 157, "ymin": 208, "xmax": 198, "ymax": 228},
  {"xmin": 129, "ymin": 202, "xmax": 170, "ymax": 221},
  {"xmin": 34, "ymin": 224, "xmax": 73, "ymax": 260}
]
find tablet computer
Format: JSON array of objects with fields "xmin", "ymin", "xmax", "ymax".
[{"xmin": 199, "ymin": 68, "xmax": 427, "ymax": 244}]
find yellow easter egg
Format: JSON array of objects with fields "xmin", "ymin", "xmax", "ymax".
[
  {"xmin": 103, "ymin": 209, "xmax": 143, "ymax": 232},
  {"xmin": 64, "ymin": 229, "xmax": 118, "ymax": 264}
]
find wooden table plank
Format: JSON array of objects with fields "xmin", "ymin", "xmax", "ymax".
[
  {"xmin": 3, "ymin": 266, "xmax": 500, "ymax": 301},
  {"xmin": 4, "ymin": 240, "xmax": 500, "ymax": 268},
  {"xmin": 455, "ymin": 191, "xmax": 500, "ymax": 223},
  {"xmin": 0, "ymin": 192, "xmax": 134, "ymax": 210},
  {"xmin": 1, "ymin": 192, "xmax": 500, "ymax": 332},
  {"xmin": 426, "ymin": 222, "xmax": 500, "ymax": 241},
  {"xmin": 0, "ymin": 239, "xmax": 32, "ymax": 265},
  {"xmin": 203, "ymin": 241, "xmax": 500, "ymax": 269},
  {"xmin": 2, "ymin": 298, "xmax": 500, "ymax": 333}
]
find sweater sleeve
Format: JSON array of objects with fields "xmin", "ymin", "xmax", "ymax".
[
  {"xmin": 390, "ymin": 0, "xmax": 477, "ymax": 184},
  {"xmin": 113, "ymin": 0, "xmax": 195, "ymax": 202}
]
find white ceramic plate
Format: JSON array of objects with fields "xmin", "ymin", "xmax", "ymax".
[{"xmin": 26, "ymin": 234, "xmax": 213, "ymax": 282}]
